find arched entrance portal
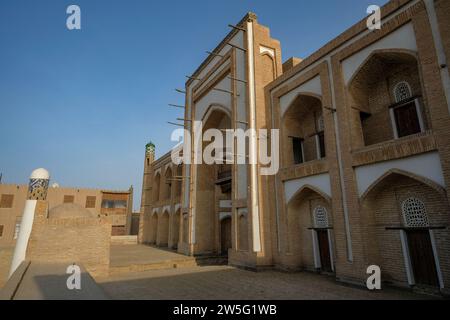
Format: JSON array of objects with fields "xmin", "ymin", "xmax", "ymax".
[{"xmin": 194, "ymin": 105, "xmax": 232, "ymax": 255}]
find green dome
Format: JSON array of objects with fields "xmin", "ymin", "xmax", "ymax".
[{"xmin": 145, "ymin": 142, "xmax": 155, "ymax": 154}]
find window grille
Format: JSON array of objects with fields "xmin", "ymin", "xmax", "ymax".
[
  {"xmin": 313, "ymin": 206, "xmax": 329, "ymax": 228},
  {"xmin": 394, "ymin": 81, "xmax": 412, "ymax": 103},
  {"xmin": 402, "ymin": 197, "xmax": 429, "ymax": 228}
]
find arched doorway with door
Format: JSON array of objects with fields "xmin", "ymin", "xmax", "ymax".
[
  {"xmin": 286, "ymin": 185, "xmax": 334, "ymax": 273},
  {"xmin": 360, "ymin": 170, "xmax": 449, "ymax": 289}
]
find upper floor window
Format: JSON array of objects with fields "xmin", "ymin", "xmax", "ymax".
[
  {"xmin": 390, "ymin": 81, "xmax": 423, "ymax": 139},
  {"xmin": 0, "ymin": 225, "xmax": 4, "ymax": 237},
  {"xmin": 63, "ymin": 195, "xmax": 74, "ymax": 203},
  {"xmin": 0, "ymin": 194, "xmax": 14, "ymax": 208},
  {"xmin": 402, "ymin": 197, "xmax": 429, "ymax": 228},
  {"xmin": 394, "ymin": 81, "xmax": 412, "ymax": 103},
  {"xmin": 292, "ymin": 137, "xmax": 304, "ymax": 165},
  {"xmin": 85, "ymin": 196, "xmax": 96, "ymax": 208},
  {"xmin": 101, "ymin": 200, "xmax": 127, "ymax": 209}
]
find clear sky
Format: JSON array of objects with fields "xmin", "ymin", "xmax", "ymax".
[{"xmin": 0, "ymin": 0, "xmax": 388, "ymax": 210}]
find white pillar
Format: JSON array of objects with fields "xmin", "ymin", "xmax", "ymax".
[{"xmin": 9, "ymin": 168, "xmax": 50, "ymax": 278}]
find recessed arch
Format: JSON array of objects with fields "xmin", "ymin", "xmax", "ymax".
[
  {"xmin": 360, "ymin": 168, "xmax": 447, "ymax": 201},
  {"xmin": 170, "ymin": 208, "xmax": 181, "ymax": 249},
  {"xmin": 281, "ymin": 93, "xmax": 325, "ymax": 167},
  {"xmin": 193, "ymin": 104, "xmax": 232, "ymax": 255},
  {"xmin": 201, "ymin": 103, "xmax": 232, "ymax": 124},
  {"xmin": 347, "ymin": 49, "xmax": 418, "ymax": 88},
  {"xmin": 163, "ymin": 166, "xmax": 173, "ymax": 200},
  {"xmin": 287, "ymin": 184, "xmax": 332, "ymax": 207},
  {"xmin": 286, "ymin": 182, "xmax": 333, "ymax": 271},
  {"xmin": 359, "ymin": 165, "xmax": 449, "ymax": 288},
  {"xmin": 281, "ymin": 91, "xmax": 323, "ymax": 118},
  {"xmin": 157, "ymin": 210, "xmax": 170, "ymax": 247},
  {"xmin": 153, "ymin": 172, "xmax": 161, "ymax": 202},
  {"xmin": 346, "ymin": 48, "xmax": 427, "ymax": 148}
]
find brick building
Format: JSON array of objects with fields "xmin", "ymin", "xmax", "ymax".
[
  {"xmin": 0, "ymin": 184, "xmax": 133, "ymax": 245},
  {"xmin": 139, "ymin": 0, "xmax": 450, "ymax": 293}
]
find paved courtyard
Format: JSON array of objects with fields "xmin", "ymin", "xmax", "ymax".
[{"xmin": 97, "ymin": 264, "xmax": 431, "ymax": 300}]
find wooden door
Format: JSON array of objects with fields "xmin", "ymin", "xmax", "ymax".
[
  {"xmin": 394, "ymin": 102, "xmax": 421, "ymax": 137},
  {"xmin": 317, "ymin": 230, "xmax": 332, "ymax": 272},
  {"xmin": 407, "ymin": 230, "xmax": 439, "ymax": 287},
  {"xmin": 221, "ymin": 217, "xmax": 232, "ymax": 256}
]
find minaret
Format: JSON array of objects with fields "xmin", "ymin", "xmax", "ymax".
[
  {"xmin": 139, "ymin": 142, "xmax": 155, "ymax": 242},
  {"xmin": 9, "ymin": 168, "xmax": 50, "ymax": 277}
]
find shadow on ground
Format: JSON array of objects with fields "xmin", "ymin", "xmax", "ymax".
[{"xmin": 97, "ymin": 265, "xmax": 434, "ymax": 300}]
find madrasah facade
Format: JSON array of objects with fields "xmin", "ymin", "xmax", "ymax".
[{"xmin": 139, "ymin": 0, "xmax": 450, "ymax": 293}]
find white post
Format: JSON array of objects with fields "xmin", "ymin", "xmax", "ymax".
[{"xmin": 9, "ymin": 168, "xmax": 50, "ymax": 278}]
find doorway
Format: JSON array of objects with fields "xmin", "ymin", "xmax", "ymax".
[
  {"xmin": 220, "ymin": 217, "xmax": 232, "ymax": 256},
  {"xmin": 407, "ymin": 229, "xmax": 439, "ymax": 287},
  {"xmin": 317, "ymin": 229, "xmax": 332, "ymax": 273}
]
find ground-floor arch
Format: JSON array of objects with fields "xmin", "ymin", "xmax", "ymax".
[
  {"xmin": 286, "ymin": 185, "xmax": 334, "ymax": 273},
  {"xmin": 150, "ymin": 212, "xmax": 158, "ymax": 244},
  {"xmin": 360, "ymin": 170, "xmax": 449, "ymax": 289},
  {"xmin": 157, "ymin": 211, "xmax": 170, "ymax": 247},
  {"xmin": 170, "ymin": 209, "xmax": 181, "ymax": 249}
]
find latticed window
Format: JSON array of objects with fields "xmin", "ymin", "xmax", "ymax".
[
  {"xmin": 63, "ymin": 195, "xmax": 74, "ymax": 203},
  {"xmin": 0, "ymin": 194, "xmax": 14, "ymax": 208},
  {"xmin": 85, "ymin": 196, "xmax": 96, "ymax": 208},
  {"xmin": 394, "ymin": 81, "xmax": 412, "ymax": 103},
  {"xmin": 402, "ymin": 197, "xmax": 429, "ymax": 228},
  {"xmin": 313, "ymin": 206, "xmax": 329, "ymax": 228}
]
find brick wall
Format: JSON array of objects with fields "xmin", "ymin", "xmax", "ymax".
[{"xmin": 26, "ymin": 202, "xmax": 111, "ymax": 277}]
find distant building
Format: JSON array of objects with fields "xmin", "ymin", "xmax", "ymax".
[{"xmin": 0, "ymin": 184, "xmax": 133, "ymax": 246}]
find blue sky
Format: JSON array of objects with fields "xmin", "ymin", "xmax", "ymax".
[{"xmin": 0, "ymin": 0, "xmax": 388, "ymax": 210}]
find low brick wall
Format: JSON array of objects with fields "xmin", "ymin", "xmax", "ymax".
[{"xmin": 26, "ymin": 214, "xmax": 111, "ymax": 278}]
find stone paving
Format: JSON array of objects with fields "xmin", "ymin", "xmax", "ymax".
[
  {"xmin": 110, "ymin": 244, "xmax": 195, "ymax": 268},
  {"xmin": 97, "ymin": 265, "xmax": 432, "ymax": 300}
]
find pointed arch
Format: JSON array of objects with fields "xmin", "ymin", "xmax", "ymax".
[
  {"xmin": 360, "ymin": 168, "xmax": 447, "ymax": 200},
  {"xmin": 288, "ymin": 184, "xmax": 332, "ymax": 206},
  {"xmin": 201, "ymin": 103, "xmax": 232, "ymax": 123},
  {"xmin": 282, "ymin": 92, "xmax": 323, "ymax": 119},
  {"xmin": 153, "ymin": 171, "xmax": 161, "ymax": 202},
  {"xmin": 347, "ymin": 49, "xmax": 419, "ymax": 88}
]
